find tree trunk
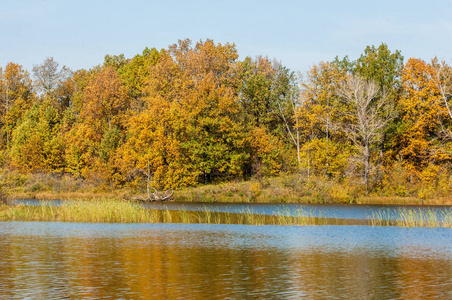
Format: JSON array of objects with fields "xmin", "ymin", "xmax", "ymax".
[
  {"xmin": 296, "ymin": 128, "xmax": 301, "ymax": 171},
  {"xmin": 364, "ymin": 141, "xmax": 370, "ymax": 194}
]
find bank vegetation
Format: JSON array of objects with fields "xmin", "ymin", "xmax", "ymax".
[{"xmin": 0, "ymin": 41, "xmax": 452, "ymax": 203}]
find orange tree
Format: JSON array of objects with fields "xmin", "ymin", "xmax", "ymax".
[
  {"xmin": 65, "ymin": 67, "xmax": 129, "ymax": 181},
  {"xmin": 120, "ymin": 39, "xmax": 250, "ymax": 188},
  {"xmin": 394, "ymin": 58, "xmax": 450, "ymax": 168}
]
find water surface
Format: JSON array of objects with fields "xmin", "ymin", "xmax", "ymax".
[{"xmin": 1, "ymin": 221, "xmax": 451, "ymax": 299}]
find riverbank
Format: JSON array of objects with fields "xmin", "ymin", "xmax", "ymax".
[
  {"xmin": 9, "ymin": 190, "xmax": 441, "ymax": 206},
  {"xmin": 174, "ymin": 179, "xmax": 452, "ymax": 206},
  {"xmin": 3, "ymin": 172, "xmax": 452, "ymax": 206}
]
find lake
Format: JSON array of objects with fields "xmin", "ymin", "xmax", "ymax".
[{"xmin": 1, "ymin": 202, "xmax": 452, "ymax": 299}]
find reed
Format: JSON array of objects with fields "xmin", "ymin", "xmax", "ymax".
[
  {"xmin": 6, "ymin": 199, "xmax": 450, "ymax": 227},
  {"xmin": 0, "ymin": 200, "xmax": 325, "ymax": 226},
  {"xmin": 371, "ymin": 208, "xmax": 452, "ymax": 228},
  {"xmin": 0, "ymin": 199, "xmax": 158, "ymax": 223}
]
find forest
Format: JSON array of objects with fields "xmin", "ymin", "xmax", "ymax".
[{"xmin": 1, "ymin": 39, "xmax": 452, "ymax": 201}]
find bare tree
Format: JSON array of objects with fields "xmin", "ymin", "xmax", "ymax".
[
  {"xmin": 32, "ymin": 57, "xmax": 72, "ymax": 98},
  {"xmin": 337, "ymin": 75, "xmax": 393, "ymax": 192},
  {"xmin": 277, "ymin": 91, "xmax": 301, "ymax": 170},
  {"xmin": 431, "ymin": 59, "xmax": 452, "ymax": 140},
  {"xmin": 130, "ymin": 160, "xmax": 173, "ymax": 202}
]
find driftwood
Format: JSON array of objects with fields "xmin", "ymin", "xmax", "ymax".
[
  {"xmin": 131, "ymin": 188, "xmax": 174, "ymax": 202},
  {"xmin": 128, "ymin": 163, "xmax": 174, "ymax": 202}
]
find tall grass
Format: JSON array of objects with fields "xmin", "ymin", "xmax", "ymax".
[
  {"xmin": 0, "ymin": 200, "xmax": 328, "ymax": 226},
  {"xmin": 371, "ymin": 208, "xmax": 452, "ymax": 228},
  {"xmin": 2, "ymin": 200, "xmax": 451, "ymax": 227},
  {"xmin": 0, "ymin": 200, "xmax": 160, "ymax": 223}
]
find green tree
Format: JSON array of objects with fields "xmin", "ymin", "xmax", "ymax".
[
  {"xmin": 355, "ymin": 43, "xmax": 404, "ymax": 93},
  {"xmin": 10, "ymin": 101, "xmax": 64, "ymax": 172},
  {"xmin": 118, "ymin": 47, "xmax": 161, "ymax": 112},
  {"xmin": 238, "ymin": 56, "xmax": 297, "ymax": 174}
]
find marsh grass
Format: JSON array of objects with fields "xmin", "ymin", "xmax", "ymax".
[
  {"xmin": 2, "ymin": 200, "xmax": 450, "ymax": 227},
  {"xmin": 0, "ymin": 200, "xmax": 160, "ymax": 223},
  {"xmin": 0, "ymin": 199, "xmax": 331, "ymax": 226},
  {"xmin": 371, "ymin": 208, "xmax": 452, "ymax": 228}
]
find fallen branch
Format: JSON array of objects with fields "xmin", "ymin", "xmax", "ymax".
[{"xmin": 131, "ymin": 188, "xmax": 174, "ymax": 202}]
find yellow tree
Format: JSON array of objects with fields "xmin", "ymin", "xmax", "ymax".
[
  {"xmin": 10, "ymin": 101, "xmax": 65, "ymax": 172},
  {"xmin": 66, "ymin": 67, "xmax": 129, "ymax": 180},
  {"xmin": 82, "ymin": 66, "xmax": 129, "ymax": 131},
  {"xmin": 397, "ymin": 58, "xmax": 447, "ymax": 168},
  {"xmin": 170, "ymin": 40, "xmax": 248, "ymax": 184},
  {"xmin": 0, "ymin": 63, "xmax": 34, "ymax": 149},
  {"xmin": 298, "ymin": 62, "xmax": 350, "ymax": 177},
  {"xmin": 121, "ymin": 39, "xmax": 249, "ymax": 188},
  {"xmin": 118, "ymin": 96, "xmax": 195, "ymax": 189}
]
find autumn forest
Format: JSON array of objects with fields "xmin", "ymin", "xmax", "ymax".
[{"xmin": 1, "ymin": 39, "xmax": 452, "ymax": 200}]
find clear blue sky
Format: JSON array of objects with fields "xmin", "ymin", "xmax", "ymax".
[{"xmin": 1, "ymin": 0, "xmax": 451, "ymax": 73}]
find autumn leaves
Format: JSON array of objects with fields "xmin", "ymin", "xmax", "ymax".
[{"xmin": 0, "ymin": 40, "xmax": 451, "ymax": 192}]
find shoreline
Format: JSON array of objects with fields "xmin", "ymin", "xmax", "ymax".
[
  {"xmin": 1, "ymin": 199, "xmax": 451, "ymax": 227},
  {"xmin": 4, "ymin": 173, "xmax": 452, "ymax": 207},
  {"xmin": 8, "ymin": 191, "xmax": 452, "ymax": 206}
]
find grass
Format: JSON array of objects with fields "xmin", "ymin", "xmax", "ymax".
[
  {"xmin": 0, "ymin": 200, "xmax": 159, "ymax": 223},
  {"xmin": 1, "ymin": 199, "xmax": 451, "ymax": 227},
  {"xmin": 0, "ymin": 199, "xmax": 328, "ymax": 225},
  {"xmin": 173, "ymin": 175, "xmax": 452, "ymax": 206},
  {"xmin": 3, "ymin": 171, "xmax": 452, "ymax": 206},
  {"xmin": 370, "ymin": 208, "xmax": 452, "ymax": 228}
]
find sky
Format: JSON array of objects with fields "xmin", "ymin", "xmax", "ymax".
[{"xmin": 1, "ymin": 0, "xmax": 452, "ymax": 74}]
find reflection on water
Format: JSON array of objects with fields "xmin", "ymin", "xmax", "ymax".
[{"xmin": 0, "ymin": 222, "xmax": 452, "ymax": 299}]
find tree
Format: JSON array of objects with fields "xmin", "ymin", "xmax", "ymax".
[
  {"xmin": 336, "ymin": 44, "xmax": 404, "ymax": 176},
  {"xmin": 103, "ymin": 54, "xmax": 128, "ymax": 71},
  {"xmin": 0, "ymin": 63, "xmax": 34, "ymax": 148},
  {"xmin": 276, "ymin": 84, "xmax": 301, "ymax": 170},
  {"xmin": 65, "ymin": 67, "xmax": 129, "ymax": 180},
  {"xmin": 396, "ymin": 58, "xmax": 448, "ymax": 168},
  {"xmin": 145, "ymin": 39, "xmax": 249, "ymax": 184},
  {"xmin": 298, "ymin": 61, "xmax": 348, "ymax": 177},
  {"xmin": 118, "ymin": 47, "xmax": 161, "ymax": 112},
  {"xmin": 32, "ymin": 57, "xmax": 73, "ymax": 111},
  {"xmin": 236, "ymin": 56, "xmax": 297, "ymax": 175},
  {"xmin": 10, "ymin": 101, "xmax": 64, "ymax": 172},
  {"xmin": 355, "ymin": 43, "xmax": 404, "ymax": 93},
  {"xmin": 238, "ymin": 56, "xmax": 280, "ymax": 130},
  {"xmin": 118, "ymin": 97, "xmax": 195, "ymax": 189},
  {"xmin": 431, "ymin": 58, "xmax": 452, "ymax": 140},
  {"xmin": 337, "ymin": 75, "xmax": 393, "ymax": 192},
  {"xmin": 82, "ymin": 67, "xmax": 129, "ymax": 131}
]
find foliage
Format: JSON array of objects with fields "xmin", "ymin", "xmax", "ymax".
[
  {"xmin": 395, "ymin": 58, "xmax": 450, "ymax": 168},
  {"xmin": 0, "ymin": 41, "xmax": 451, "ymax": 199},
  {"xmin": 10, "ymin": 101, "xmax": 64, "ymax": 172}
]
